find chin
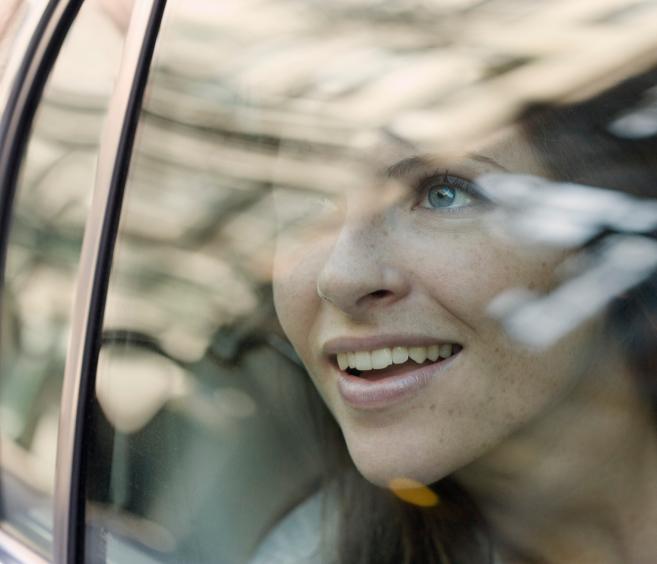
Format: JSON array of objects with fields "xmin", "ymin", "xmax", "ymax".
[{"xmin": 344, "ymin": 435, "xmax": 457, "ymax": 488}]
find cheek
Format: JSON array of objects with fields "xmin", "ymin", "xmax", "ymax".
[
  {"xmin": 401, "ymin": 232, "xmax": 576, "ymax": 427},
  {"xmin": 409, "ymin": 229, "xmax": 563, "ymax": 322},
  {"xmin": 272, "ymin": 245, "xmax": 322, "ymax": 357}
]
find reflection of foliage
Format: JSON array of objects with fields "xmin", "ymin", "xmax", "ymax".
[
  {"xmin": 9, "ymin": 213, "xmax": 82, "ymax": 269},
  {"xmin": 5, "ymin": 0, "xmax": 657, "ymax": 559}
]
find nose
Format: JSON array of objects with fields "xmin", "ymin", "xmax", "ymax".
[{"xmin": 316, "ymin": 215, "xmax": 410, "ymax": 318}]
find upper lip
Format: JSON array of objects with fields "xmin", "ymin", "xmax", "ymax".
[{"xmin": 322, "ymin": 334, "xmax": 459, "ymax": 356}]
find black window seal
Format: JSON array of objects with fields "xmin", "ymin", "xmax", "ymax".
[{"xmin": 52, "ymin": 1, "xmax": 166, "ymax": 563}]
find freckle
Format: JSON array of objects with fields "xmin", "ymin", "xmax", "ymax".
[
  {"xmin": 430, "ymin": 404, "xmax": 436, "ymax": 411},
  {"xmin": 447, "ymin": 408, "xmax": 454, "ymax": 416}
]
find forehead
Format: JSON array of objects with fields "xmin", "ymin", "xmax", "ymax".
[{"xmin": 271, "ymin": 124, "xmax": 545, "ymax": 201}]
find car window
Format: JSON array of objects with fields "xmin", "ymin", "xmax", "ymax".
[
  {"xmin": 83, "ymin": 1, "xmax": 328, "ymax": 562},
  {"xmin": 0, "ymin": 0, "xmax": 132, "ymax": 557},
  {"xmin": 84, "ymin": 1, "xmax": 657, "ymax": 564}
]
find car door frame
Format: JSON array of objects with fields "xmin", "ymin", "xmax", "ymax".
[{"xmin": 0, "ymin": 0, "xmax": 166, "ymax": 562}]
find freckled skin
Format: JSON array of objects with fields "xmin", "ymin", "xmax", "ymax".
[{"xmin": 272, "ymin": 132, "xmax": 604, "ymax": 488}]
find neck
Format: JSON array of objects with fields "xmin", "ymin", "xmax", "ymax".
[{"xmin": 455, "ymin": 349, "xmax": 657, "ymax": 564}]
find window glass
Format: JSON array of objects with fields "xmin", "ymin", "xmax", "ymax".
[
  {"xmin": 0, "ymin": 0, "xmax": 132, "ymax": 556},
  {"xmin": 87, "ymin": 1, "xmax": 657, "ymax": 563},
  {"xmin": 85, "ymin": 2, "xmax": 326, "ymax": 562}
]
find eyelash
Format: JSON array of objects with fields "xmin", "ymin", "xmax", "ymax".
[{"xmin": 413, "ymin": 169, "xmax": 488, "ymax": 215}]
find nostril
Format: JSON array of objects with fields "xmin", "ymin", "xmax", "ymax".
[
  {"xmin": 369, "ymin": 289, "xmax": 392, "ymax": 299},
  {"xmin": 354, "ymin": 288, "xmax": 398, "ymax": 309}
]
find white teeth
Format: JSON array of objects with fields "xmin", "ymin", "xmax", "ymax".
[
  {"xmin": 392, "ymin": 346, "xmax": 409, "ymax": 364},
  {"xmin": 338, "ymin": 343, "xmax": 458, "ymax": 372},
  {"xmin": 371, "ymin": 348, "xmax": 392, "ymax": 369},
  {"xmin": 408, "ymin": 346, "xmax": 427, "ymax": 363},
  {"xmin": 439, "ymin": 344, "xmax": 453, "ymax": 359},
  {"xmin": 355, "ymin": 351, "xmax": 372, "ymax": 371}
]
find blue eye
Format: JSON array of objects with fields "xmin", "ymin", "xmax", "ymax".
[
  {"xmin": 418, "ymin": 174, "xmax": 481, "ymax": 212},
  {"xmin": 426, "ymin": 186, "xmax": 463, "ymax": 208}
]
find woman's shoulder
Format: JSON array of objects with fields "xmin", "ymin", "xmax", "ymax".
[{"xmin": 249, "ymin": 490, "xmax": 338, "ymax": 564}]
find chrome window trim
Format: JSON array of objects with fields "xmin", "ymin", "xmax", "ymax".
[
  {"xmin": 53, "ymin": 0, "xmax": 166, "ymax": 562},
  {"xmin": 0, "ymin": 525, "xmax": 49, "ymax": 564},
  {"xmin": 0, "ymin": 0, "xmax": 83, "ymax": 324}
]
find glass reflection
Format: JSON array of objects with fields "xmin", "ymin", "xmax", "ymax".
[{"xmin": 85, "ymin": 0, "xmax": 657, "ymax": 563}]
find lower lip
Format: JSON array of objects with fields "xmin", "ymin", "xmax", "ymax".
[{"xmin": 335, "ymin": 353, "xmax": 460, "ymax": 410}]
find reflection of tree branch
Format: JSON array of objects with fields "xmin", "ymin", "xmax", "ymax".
[
  {"xmin": 176, "ymin": 186, "xmax": 267, "ymax": 246},
  {"xmin": 480, "ymin": 174, "xmax": 657, "ymax": 348},
  {"xmin": 480, "ymin": 173, "xmax": 657, "ymax": 247},
  {"xmin": 490, "ymin": 235, "xmax": 657, "ymax": 349}
]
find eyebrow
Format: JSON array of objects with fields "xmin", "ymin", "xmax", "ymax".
[
  {"xmin": 384, "ymin": 153, "xmax": 508, "ymax": 178},
  {"xmin": 385, "ymin": 156, "xmax": 430, "ymax": 178},
  {"xmin": 469, "ymin": 153, "xmax": 509, "ymax": 171}
]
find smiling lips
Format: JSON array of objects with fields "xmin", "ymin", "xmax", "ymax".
[
  {"xmin": 336, "ymin": 344, "xmax": 457, "ymax": 372},
  {"xmin": 324, "ymin": 338, "xmax": 463, "ymax": 408}
]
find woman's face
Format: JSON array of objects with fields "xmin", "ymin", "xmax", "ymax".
[{"xmin": 272, "ymin": 130, "xmax": 603, "ymax": 487}]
